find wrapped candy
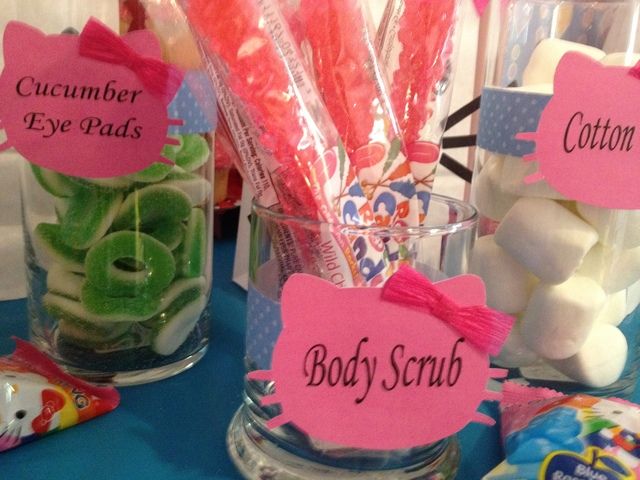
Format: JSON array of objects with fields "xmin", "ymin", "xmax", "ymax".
[
  {"xmin": 484, "ymin": 382, "xmax": 640, "ymax": 479},
  {"xmin": 377, "ymin": 0, "xmax": 460, "ymax": 221},
  {"xmin": 186, "ymin": 0, "xmax": 390, "ymax": 286},
  {"xmin": 0, "ymin": 339, "xmax": 119, "ymax": 452},
  {"xmin": 293, "ymin": 0, "xmax": 419, "ymax": 229}
]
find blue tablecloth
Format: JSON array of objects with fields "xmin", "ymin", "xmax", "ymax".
[{"xmin": 1, "ymin": 237, "xmax": 637, "ymax": 479}]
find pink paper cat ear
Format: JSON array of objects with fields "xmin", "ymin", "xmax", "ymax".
[
  {"xmin": 3, "ymin": 22, "xmax": 46, "ymax": 63},
  {"xmin": 553, "ymin": 52, "xmax": 601, "ymax": 92}
]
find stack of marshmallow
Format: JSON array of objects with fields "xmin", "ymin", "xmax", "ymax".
[{"xmin": 471, "ymin": 38, "xmax": 640, "ymax": 388}]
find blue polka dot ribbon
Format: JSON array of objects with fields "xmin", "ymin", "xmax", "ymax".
[
  {"xmin": 477, "ymin": 87, "xmax": 551, "ymax": 157},
  {"xmin": 246, "ymin": 284, "xmax": 282, "ymax": 370},
  {"xmin": 168, "ymin": 70, "xmax": 217, "ymax": 135}
]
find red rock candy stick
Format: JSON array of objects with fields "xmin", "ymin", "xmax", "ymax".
[
  {"xmin": 378, "ymin": 0, "xmax": 460, "ymax": 222},
  {"xmin": 297, "ymin": 0, "xmax": 420, "ymax": 230},
  {"xmin": 187, "ymin": 0, "xmax": 389, "ymax": 285}
]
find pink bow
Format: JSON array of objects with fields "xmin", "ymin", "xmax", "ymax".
[
  {"xmin": 382, "ymin": 266, "xmax": 514, "ymax": 356},
  {"xmin": 79, "ymin": 18, "xmax": 182, "ymax": 103}
]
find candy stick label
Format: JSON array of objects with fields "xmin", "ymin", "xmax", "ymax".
[
  {"xmin": 0, "ymin": 20, "xmax": 183, "ymax": 178},
  {"xmin": 249, "ymin": 272, "xmax": 504, "ymax": 450},
  {"xmin": 517, "ymin": 52, "xmax": 640, "ymax": 209}
]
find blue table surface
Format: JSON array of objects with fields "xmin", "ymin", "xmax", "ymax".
[{"xmin": 1, "ymin": 237, "xmax": 638, "ymax": 480}]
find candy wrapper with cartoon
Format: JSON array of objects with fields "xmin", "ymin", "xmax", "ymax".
[
  {"xmin": 0, "ymin": 339, "xmax": 119, "ymax": 452},
  {"xmin": 484, "ymin": 382, "xmax": 640, "ymax": 479}
]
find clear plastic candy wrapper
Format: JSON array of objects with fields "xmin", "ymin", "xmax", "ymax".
[
  {"xmin": 0, "ymin": 339, "xmax": 119, "ymax": 452},
  {"xmin": 484, "ymin": 383, "xmax": 640, "ymax": 479}
]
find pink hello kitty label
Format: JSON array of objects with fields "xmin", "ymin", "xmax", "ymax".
[
  {"xmin": 0, "ymin": 20, "xmax": 183, "ymax": 178},
  {"xmin": 249, "ymin": 273, "xmax": 505, "ymax": 450},
  {"xmin": 518, "ymin": 53, "xmax": 640, "ymax": 209}
]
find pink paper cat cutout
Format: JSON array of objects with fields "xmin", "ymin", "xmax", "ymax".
[
  {"xmin": 249, "ymin": 273, "xmax": 506, "ymax": 450},
  {"xmin": 518, "ymin": 52, "xmax": 640, "ymax": 209},
  {"xmin": 0, "ymin": 20, "xmax": 183, "ymax": 178}
]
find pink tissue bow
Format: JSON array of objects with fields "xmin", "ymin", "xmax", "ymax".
[
  {"xmin": 382, "ymin": 266, "xmax": 514, "ymax": 356},
  {"xmin": 79, "ymin": 18, "xmax": 182, "ymax": 103}
]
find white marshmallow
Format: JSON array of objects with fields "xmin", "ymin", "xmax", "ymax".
[
  {"xmin": 578, "ymin": 243, "xmax": 640, "ymax": 293},
  {"xmin": 469, "ymin": 235, "xmax": 535, "ymax": 313},
  {"xmin": 495, "ymin": 198, "xmax": 599, "ymax": 284},
  {"xmin": 626, "ymin": 279, "xmax": 640, "ymax": 316},
  {"xmin": 473, "ymin": 155, "xmax": 519, "ymax": 221},
  {"xmin": 550, "ymin": 324, "xmax": 628, "ymax": 388},
  {"xmin": 510, "ymin": 83, "xmax": 554, "ymax": 94},
  {"xmin": 500, "ymin": 155, "xmax": 566, "ymax": 200},
  {"xmin": 596, "ymin": 290, "xmax": 627, "ymax": 327},
  {"xmin": 577, "ymin": 203, "xmax": 640, "ymax": 249},
  {"xmin": 492, "ymin": 324, "xmax": 539, "ymax": 368},
  {"xmin": 521, "ymin": 276, "xmax": 606, "ymax": 360},
  {"xmin": 601, "ymin": 52, "xmax": 640, "ymax": 67},
  {"xmin": 523, "ymin": 38, "xmax": 605, "ymax": 86}
]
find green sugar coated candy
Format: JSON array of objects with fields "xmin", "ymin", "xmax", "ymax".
[
  {"xmin": 31, "ymin": 165, "xmax": 78, "ymax": 197},
  {"xmin": 175, "ymin": 134, "xmax": 210, "ymax": 172},
  {"xmin": 60, "ymin": 188, "xmax": 123, "ymax": 249},
  {"xmin": 35, "ymin": 223, "xmax": 86, "ymax": 273},
  {"xmin": 85, "ymin": 231, "xmax": 176, "ymax": 298},
  {"xmin": 81, "ymin": 282, "xmax": 160, "ymax": 321},
  {"xmin": 176, "ymin": 208, "xmax": 207, "ymax": 278},
  {"xmin": 113, "ymin": 184, "xmax": 192, "ymax": 230}
]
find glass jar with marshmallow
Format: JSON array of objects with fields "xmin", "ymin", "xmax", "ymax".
[{"xmin": 472, "ymin": 0, "xmax": 640, "ymax": 397}]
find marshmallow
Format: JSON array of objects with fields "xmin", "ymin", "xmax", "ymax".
[
  {"xmin": 596, "ymin": 290, "xmax": 627, "ymax": 327},
  {"xmin": 473, "ymin": 155, "xmax": 519, "ymax": 221},
  {"xmin": 492, "ymin": 323, "xmax": 539, "ymax": 368},
  {"xmin": 495, "ymin": 198, "xmax": 599, "ymax": 284},
  {"xmin": 601, "ymin": 52, "xmax": 640, "ymax": 67},
  {"xmin": 500, "ymin": 155, "xmax": 565, "ymax": 200},
  {"xmin": 626, "ymin": 279, "xmax": 640, "ymax": 316},
  {"xmin": 578, "ymin": 243, "xmax": 640, "ymax": 293},
  {"xmin": 522, "ymin": 39, "xmax": 605, "ymax": 86},
  {"xmin": 521, "ymin": 276, "xmax": 606, "ymax": 360},
  {"xmin": 577, "ymin": 203, "xmax": 640, "ymax": 249},
  {"xmin": 510, "ymin": 83, "xmax": 554, "ymax": 94},
  {"xmin": 469, "ymin": 235, "xmax": 535, "ymax": 313},
  {"xmin": 550, "ymin": 324, "xmax": 628, "ymax": 388}
]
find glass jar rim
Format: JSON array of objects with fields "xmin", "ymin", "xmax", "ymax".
[{"xmin": 252, "ymin": 193, "xmax": 478, "ymax": 238}]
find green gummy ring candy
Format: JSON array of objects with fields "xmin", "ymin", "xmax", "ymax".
[
  {"xmin": 69, "ymin": 176, "xmax": 134, "ymax": 190},
  {"xmin": 61, "ymin": 188, "xmax": 123, "ymax": 249},
  {"xmin": 176, "ymin": 208, "xmax": 207, "ymax": 278},
  {"xmin": 85, "ymin": 231, "xmax": 175, "ymax": 298},
  {"xmin": 113, "ymin": 185, "xmax": 192, "ymax": 230},
  {"xmin": 127, "ymin": 136, "xmax": 182, "ymax": 183},
  {"xmin": 175, "ymin": 134, "xmax": 210, "ymax": 172},
  {"xmin": 161, "ymin": 172, "xmax": 212, "ymax": 207},
  {"xmin": 43, "ymin": 291, "xmax": 140, "ymax": 326},
  {"xmin": 81, "ymin": 282, "xmax": 160, "ymax": 321},
  {"xmin": 145, "ymin": 222, "xmax": 184, "ymax": 250},
  {"xmin": 150, "ymin": 287, "xmax": 207, "ymax": 356},
  {"xmin": 47, "ymin": 264, "xmax": 84, "ymax": 300},
  {"xmin": 35, "ymin": 223, "xmax": 86, "ymax": 273},
  {"xmin": 31, "ymin": 165, "xmax": 77, "ymax": 197}
]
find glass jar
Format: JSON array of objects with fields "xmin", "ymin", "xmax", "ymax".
[
  {"xmin": 12, "ymin": 0, "xmax": 216, "ymax": 384},
  {"xmin": 227, "ymin": 194, "xmax": 478, "ymax": 480},
  {"xmin": 473, "ymin": 0, "xmax": 640, "ymax": 397}
]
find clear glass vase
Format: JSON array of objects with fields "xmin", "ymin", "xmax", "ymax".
[
  {"xmin": 227, "ymin": 194, "xmax": 478, "ymax": 479},
  {"xmin": 11, "ymin": 0, "xmax": 216, "ymax": 385},
  {"xmin": 472, "ymin": 0, "xmax": 640, "ymax": 397}
]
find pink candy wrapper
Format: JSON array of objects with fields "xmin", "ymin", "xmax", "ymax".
[{"xmin": 0, "ymin": 338, "xmax": 119, "ymax": 452}]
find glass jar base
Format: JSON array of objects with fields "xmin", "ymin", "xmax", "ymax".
[
  {"xmin": 32, "ymin": 337, "xmax": 208, "ymax": 386},
  {"xmin": 226, "ymin": 407, "xmax": 460, "ymax": 480}
]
